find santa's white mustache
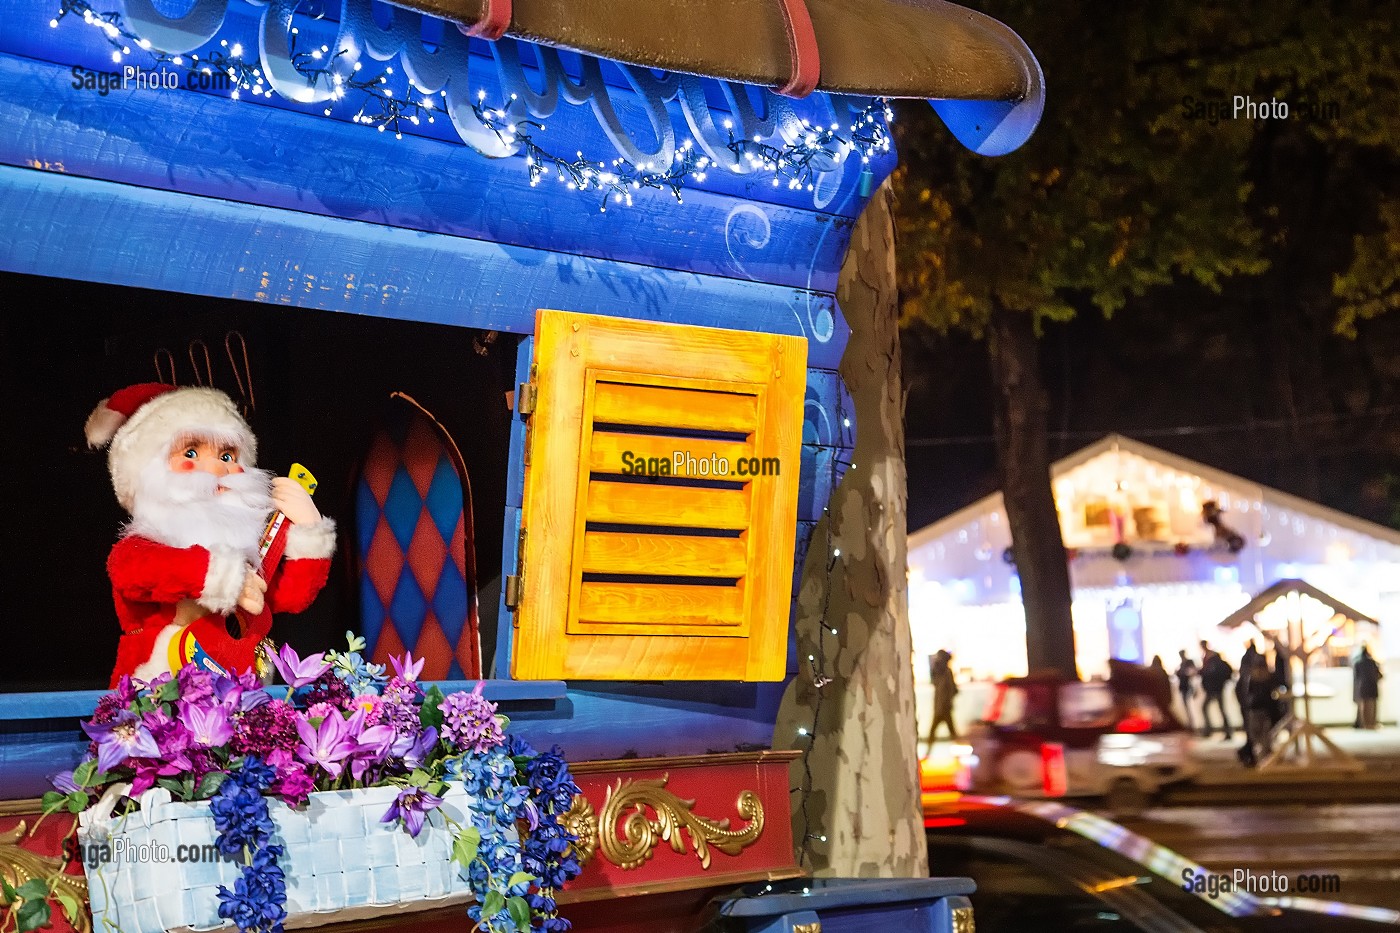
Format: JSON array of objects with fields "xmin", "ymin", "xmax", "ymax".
[
  {"xmin": 158, "ymin": 465, "xmax": 274, "ymax": 507},
  {"xmin": 126, "ymin": 458, "xmax": 274, "ymax": 558}
]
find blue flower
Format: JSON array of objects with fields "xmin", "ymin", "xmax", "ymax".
[{"xmin": 213, "ymin": 759, "xmax": 287, "ymax": 933}]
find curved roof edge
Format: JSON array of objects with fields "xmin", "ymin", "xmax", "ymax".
[
  {"xmin": 389, "ymin": 0, "xmax": 1044, "ymax": 154},
  {"xmin": 909, "ymin": 433, "xmax": 1400, "ymax": 554}
]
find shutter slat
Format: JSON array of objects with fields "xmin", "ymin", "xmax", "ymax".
[
  {"xmin": 593, "ymin": 381, "xmax": 760, "ymax": 434},
  {"xmin": 589, "ymin": 431, "xmax": 755, "ymax": 476},
  {"xmin": 575, "ymin": 581, "xmax": 745, "ymax": 629},
  {"xmin": 581, "ymin": 531, "xmax": 748, "ymax": 577},
  {"xmin": 585, "ymin": 480, "xmax": 750, "ymax": 529}
]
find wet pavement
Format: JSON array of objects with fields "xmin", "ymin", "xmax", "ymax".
[{"xmin": 1113, "ymin": 802, "xmax": 1400, "ymax": 913}]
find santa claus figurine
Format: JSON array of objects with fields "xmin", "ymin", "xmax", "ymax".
[{"xmin": 85, "ymin": 383, "xmax": 336, "ymax": 687}]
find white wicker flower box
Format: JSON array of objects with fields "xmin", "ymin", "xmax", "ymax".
[{"xmin": 79, "ymin": 785, "xmax": 473, "ymax": 932}]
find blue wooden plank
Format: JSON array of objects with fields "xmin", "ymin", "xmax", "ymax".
[
  {"xmin": 0, "ymin": 53, "xmax": 857, "ymax": 297},
  {"xmin": 0, "ymin": 164, "xmax": 850, "ymax": 367},
  {"xmin": 792, "ymin": 519, "xmax": 820, "ymax": 598},
  {"xmin": 804, "ymin": 369, "xmax": 857, "ymax": 448},
  {"xmin": 0, "ymin": 682, "xmax": 785, "ymax": 799},
  {"xmin": 507, "ymin": 682, "xmax": 786, "ymax": 760},
  {"xmin": 0, "ymin": 680, "xmax": 566, "ymax": 722},
  {"xmin": 502, "ymin": 337, "xmax": 532, "ymax": 510},
  {"xmin": 493, "ymin": 504, "xmax": 522, "ymax": 678},
  {"xmin": 0, "ymin": 0, "xmax": 897, "ymax": 220}
]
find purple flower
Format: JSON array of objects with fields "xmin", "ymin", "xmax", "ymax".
[
  {"xmin": 381, "ymin": 786, "xmax": 443, "ymax": 838},
  {"xmin": 348, "ymin": 724, "xmax": 396, "ymax": 781},
  {"xmin": 389, "ymin": 651, "xmax": 425, "ymax": 683},
  {"xmin": 295, "ymin": 710, "xmax": 356, "ymax": 777},
  {"xmin": 177, "ymin": 665, "xmax": 216, "ymax": 705},
  {"xmin": 180, "ymin": 700, "xmax": 234, "ymax": 748},
  {"xmin": 395, "ymin": 727, "xmax": 438, "ymax": 772},
  {"xmin": 440, "ymin": 683, "xmax": 504, "ymax": 754},
  {"xmin": 232, "ymin": 699, "xmax": 299, "ymax": 759},
  {"xmin": 51, "ymin": 769, "xmax": 81, "ymax": 794},
  {"xmin": 83, "ymin": 710, "xmax": 160, "ymax": 774},
  {"xmin": 269, "ymin": 644, "xmax": 332, "ymax": 689}
]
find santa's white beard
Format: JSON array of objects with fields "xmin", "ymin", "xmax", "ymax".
[{"xmin": 125, "ymin": 458, "xmax": 273, "ymax": 560}]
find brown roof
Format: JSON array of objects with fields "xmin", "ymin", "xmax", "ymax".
[{"xmin": 391, "ymin": 0, "xmax": 1041, "ymax": 104}]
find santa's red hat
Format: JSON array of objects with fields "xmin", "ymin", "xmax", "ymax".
[{"xmin": 86, "ymin": 384, "xmax": 258, "ymax": 512}]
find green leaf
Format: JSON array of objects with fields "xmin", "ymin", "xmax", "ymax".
[
  {"xmin": 2, "ymin": 877, "xmax": 19, "ymax": 904},
  {"xmin": 72, "ymin": 760, "xmax": 95, "ymax": 787},
  {"xmin": 157, "ymin": 778, "xmax": 185, "ymax": 797},
  {"xmin": 40, "ymin": 791, "xmax": 64, "ymax": 812},
  {"xmin": 408, "ymin": 769, "xmax": 430, "ymax": 788},
  {"xmin": 181, "ymin": 774, "xmax": 196, "ymax": 800},
  {"xmin": 66, "ymin": 791, "xmax": 89, "ymax": 814},
  {"xmin": 482, "ymin": 890, "xmax": 505, "ymax": 919},
  {"xmin": 14, "ymin": 880, "xmax": 48, "ymax": 902},
  {"xmin": 155, "ymin": 678, "xmax": 180, "ymax": 702},
  {"xmin": 426, "ymin": 781, "xmax": 446, "ymax": 797},
  {"xmin": 196, "ymin": 771, "xmax": 230, "ymax": 799},
  {"xmin": 16, "ymin": 896, "xmax": 51, "ymax": 932},
  {"xmin": 495, "ymin": 713, "xmax": 510, "ymax": 732},
  {"xmin": 451, "ymin": 827, "xmax": 480, "ymax": 868},
  {"xmin": 420, "ymin": 686, "xmax": 445, "ymax": 729},
  {"xmin": 507, "ymin": 895, "xmax": 531, "ymax": 929},
  {"xmin": 54, "ymin": 890, "xmax": 82, "ymax": 924}
]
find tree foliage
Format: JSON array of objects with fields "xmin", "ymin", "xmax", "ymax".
[{"xmin": 894, "ymin": 0, "xmax": 1397, "ymax": 334}]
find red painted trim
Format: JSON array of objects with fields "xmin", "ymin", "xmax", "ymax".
[
  {"xmin": 456, "ymin": 0, "xmax": 511, "ymax": 40},
  {"xmin": 775, "ymin": 0, "xmax": 820, "ymax": 98}
]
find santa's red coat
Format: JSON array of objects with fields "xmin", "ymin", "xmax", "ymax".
[{"xmin": 107, "ymin": 524, "xmax": 333, "ymax": 687}]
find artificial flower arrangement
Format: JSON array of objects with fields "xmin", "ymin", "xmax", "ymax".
[{"xmin": 40, "ymin": 634, "xmax": 584, "ymax": 933}]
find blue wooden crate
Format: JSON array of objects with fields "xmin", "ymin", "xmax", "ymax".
[{"xmin": 715, "ymin": 877, "xmax": 976, "ymax": 933}]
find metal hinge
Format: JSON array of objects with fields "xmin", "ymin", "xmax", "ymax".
[
  {"xmin": 504, "ymin": 528, "xmax": 526, "ymax": 613},
  {"xmin": 518, "ymin": 379, "xmax": 538, "ymax": 416}
]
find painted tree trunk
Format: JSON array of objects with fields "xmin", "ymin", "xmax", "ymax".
[
  {"xmin": 988, "ymin": 302, "xmax": 1079, "ymax": 679},
  {"xmin": 774, "ymin": 182, "xmax": 928, "ymax": 878}
]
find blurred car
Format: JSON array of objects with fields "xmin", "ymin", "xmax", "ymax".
[
  {"xmin": 964, "ymin": 665, "xmax": 1199, "ymax": 810},
  {"xmin": 925, "ymin": 795, "xmax": 1400, "ymax": 931}
]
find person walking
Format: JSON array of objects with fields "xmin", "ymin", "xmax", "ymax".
[
  {"xmin": 1175, "ymin": 650, "xmax": 1199, "ymax": 731},
  {"xmin": 1199, "ymin": 644, "xmax": 1235, "ymax": 739},
  {"xmin": 1242, "ymin": 652, "xmax": 1276, "ymax": 765},
  {"xmin": 1354, "ymin": 646, "xmax": 1383, "ymax": 730},
  {"xmin": 926, "ymin": 650, "xmax": 960, "ymax": 752}
]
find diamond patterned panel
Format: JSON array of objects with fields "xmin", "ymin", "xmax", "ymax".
[
  {"xmin": 364, "ymin": 520, "xmax": 403, "ymax": 605},
  {"xmin": 383, "ymin": 472, "xmax": 423, "ymax": 551},
  {"xmin": 388, "ymin": 573, "xmax": 427, "ymax": 648},
  {"xmin": 406, "ymin": 514, "xmax": 448, "ymax": 606},
  {"xmin": 414, "ymin": 617, "xmax": 452, "ymax": 681},
  {"xmin": 425, "ymin": 459, "xmax": 463, "ymax": 542},
  {"xmin": 358, "ymin": 402, "xmax": 480, "ymax": 678}
]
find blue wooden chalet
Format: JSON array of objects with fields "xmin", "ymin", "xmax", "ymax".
[{"xmin": 0, "ymin": 0, "xmax": 1042, "ymax": 928}]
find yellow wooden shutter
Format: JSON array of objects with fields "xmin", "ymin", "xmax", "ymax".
[{"xmin": 511, "ymin": 310, "xmax": 806, "ymax": 681}]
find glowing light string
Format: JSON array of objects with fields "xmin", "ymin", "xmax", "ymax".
[{"xmin": 54, "ymin": 0, "xmax": 893, "ymax": 210}]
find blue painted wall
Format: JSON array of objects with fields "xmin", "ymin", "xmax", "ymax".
[{"xmin": 0, "ymin": 0, "xmax": 870, "ymax": 779}]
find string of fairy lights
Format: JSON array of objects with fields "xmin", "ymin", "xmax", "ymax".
[
  {"xmin": 51, "ymin": 0, "xmax": 893, "ymax": 211},
  {"xmin": 793, "ymin": 390, "xmax": 855, "ymax": 869}
]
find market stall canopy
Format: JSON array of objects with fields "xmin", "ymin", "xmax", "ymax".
[
  {"xmin": 389, "ymin": 0, "xmax": 1045, "ymax": 155},
  {"xmin": 1217, "ymin": 579, "xmax": 1379, "ymax": 631}
]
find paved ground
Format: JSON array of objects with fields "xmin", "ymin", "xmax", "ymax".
[
  {"xmin": 1115, "ymin": 802, "xmax": 1400, "ymax": 913},
  {"xmin": 1166, "ymin": 726, "xmax": 1400, "ymax": 804}
]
